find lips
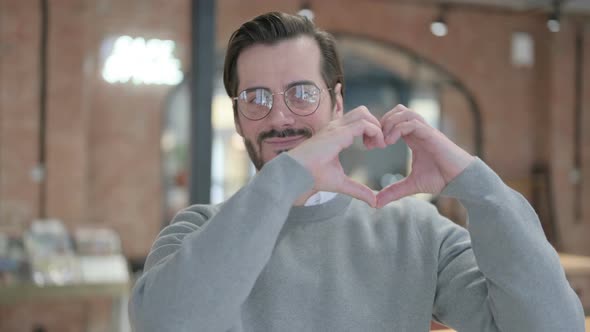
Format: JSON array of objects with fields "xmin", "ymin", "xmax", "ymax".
[{"xmin": 263, "ymin": 135, "xmax": 306, "ymax": 150}]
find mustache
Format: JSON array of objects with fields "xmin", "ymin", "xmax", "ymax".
[{"xmin": 257, "ymin": 128, "xmax": 312, "ymax": 145}]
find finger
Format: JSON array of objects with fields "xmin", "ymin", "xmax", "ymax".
[
  {"xmin": 380, "ymin": 104, "xmax": 408, "ymax": 127},
  {"xmin": 363, "ymin": 133, "xmax": 382, "ymax": 150},
  {"xmin": 344, "ymin": 119, "xmax": 381, "ymax": 141},
  {"xmin": 381, "ymin": 110, "xmax": 413, "ymax": 138},
  {"xmin": 382, "ymin": 109, "xmax": 428, "ymax": 140},
  {"xmin": 385, "ymin": 119, "xmax": 428, "ymax": 145},
  {"xmin": 338, "ymin": 176, "xmax": 377, "ymax": 208},
  {"xmin": 380, "ymin": 104, "xmax": 415, "ymax": 133},
  {"xmin": 376, "ymin": 177, "xmax": 416, "ymax": 208},
  {"xmin": 384, "ymin": 122, "xmax": 404, "ymax": 146},
  {"xmin": 349, "ymin": 120, "xmax": 386, "ymax": 148},
  {"xmin": 363, "ymin": 134, "xmax": 373, "ymax": 150},
  {"xmin": 341, "ymin": 105, "xmax": 382, "ymax": 129}
]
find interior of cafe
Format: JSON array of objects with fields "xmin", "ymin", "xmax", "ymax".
[{"xmin": 0, "ymin": 0, "xmax": 589, "ymax": 330}]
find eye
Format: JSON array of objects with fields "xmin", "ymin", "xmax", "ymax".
[
  {"xmin": 289, "ymin": 84, "xmax": 319, "ymax": 103},
  {"xmin": 243, "ymin": 89, "xmax": 264, "ymax": 104},
  {"xmin": 303, "ymin": 87, "xmax": 319, "ymax": 102}
]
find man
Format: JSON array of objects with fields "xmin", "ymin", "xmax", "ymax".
[{"xmin": 129, "ymin": 12, "xmax": 584, "ymax": 331}]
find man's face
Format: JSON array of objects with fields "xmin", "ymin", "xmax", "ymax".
[{"xmin": 235, "ymin": 36, "xmax": 343, "ymax": 170}]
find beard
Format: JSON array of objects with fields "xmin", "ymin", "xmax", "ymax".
[{"xmin": 244, "ymin": 127, "xmax": 312, "ymax": 171}]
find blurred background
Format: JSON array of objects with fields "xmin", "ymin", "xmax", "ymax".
[{"xmin": 0, "ymin": 0, "xmax": 589, "ymax": 331}]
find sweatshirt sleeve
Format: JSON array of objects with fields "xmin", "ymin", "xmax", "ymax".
[
  {"xmin": 432, "ymin": 158, "xmax": 584, "ymax": 331},
  {"xmin": 128, "ymin": 153, "xmax": 314, "ymax": 332}
]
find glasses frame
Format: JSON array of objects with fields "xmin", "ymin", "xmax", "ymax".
[{"xmin": 232, "ymin": 83, "xmax": 332, "ymax": 121}]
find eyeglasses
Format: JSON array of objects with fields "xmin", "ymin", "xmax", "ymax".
[{"xmin": 233, "ymin": 83, "xmax": 331, "ymax": 121}]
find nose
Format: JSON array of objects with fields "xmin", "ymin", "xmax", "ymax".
[{"xmin": 267, "ymin": 94, "xmax": 295, "ymax": 128}]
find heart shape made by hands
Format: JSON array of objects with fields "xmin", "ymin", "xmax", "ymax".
[{"xmin": 288, "ymin": 105, "xmax": 474, "ymax": 208}]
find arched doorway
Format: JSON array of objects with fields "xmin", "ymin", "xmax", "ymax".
[{"xmin": 336, "ymin": 35, "xmax": 482, "ymax": 225}]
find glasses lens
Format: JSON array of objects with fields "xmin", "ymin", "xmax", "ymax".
[
  {"xmin": 285, "ymin": 84, "xmax": 320, "ymax": 115},
  {"xmin": 237, "ymin": 88, "xmax": 272, "ymax": 120}
]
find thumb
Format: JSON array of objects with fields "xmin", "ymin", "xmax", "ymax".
[
  {"xmin": 337, "ymin": 176, "xmax": 377, "ymax": 208},
  {"xmin": 376, "ymin": 178, "xmax": 417, "ymax": 208}
]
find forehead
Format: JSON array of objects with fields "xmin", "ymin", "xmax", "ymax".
[{"xmin": 236, "ymin": 36, "xmax": 322, "ymax": 92}]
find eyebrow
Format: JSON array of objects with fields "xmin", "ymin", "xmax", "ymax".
[
  {"xmin": 241, "ymin": 80, "xmax": 318, "ymax": 93},
  {"xmin": 285, "ymin": 80, "xmax": 317, "ymax": 90}
]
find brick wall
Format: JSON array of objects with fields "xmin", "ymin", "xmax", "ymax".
[
  {"xmin": 0, "ymin": 0, "xmax": 42, "ymax": 235},
  {"xmin": 0, "ymin": 0, "xmax": 190, "ymax": 259}
]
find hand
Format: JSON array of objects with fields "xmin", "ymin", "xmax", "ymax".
[
  {"xmin": 288, "ymin": 106, "xmax": 386, "ymax": 207},
  {"xmin": 377, "ymin": 104, "xmax": 475, "ymax": 208}
]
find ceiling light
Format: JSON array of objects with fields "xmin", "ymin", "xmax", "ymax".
[
  {"xmin": 431, "ymin": 18, "xmax": 448, "ymax": 37},
  {"xmin": 431, "ymin": 5, "xmax": 449, "ymax": 37},
  {"xmin": 298, "ymin": 1, "xmax": 314, "ymax": 21},
  {"xmin": 547, "ymin": 0, "xmax": 561, "ymax": 33},
  {"xmin": 547, "ymin": 13, "xmax": 560, "ymax": 32}
]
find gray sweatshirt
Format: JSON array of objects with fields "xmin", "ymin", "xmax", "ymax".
[{"xmin": 129, "ymin": 153, "xmax": 584, "ymax": 331}]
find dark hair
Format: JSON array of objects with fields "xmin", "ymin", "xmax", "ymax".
[{"xmin": 223, "ymin": 12, "xmax": 344, "ymax": 115}]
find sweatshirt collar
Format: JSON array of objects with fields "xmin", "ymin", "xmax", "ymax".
[{"xmin": 287, "ymin": 193, "xmax": 352, "ymax": 223}]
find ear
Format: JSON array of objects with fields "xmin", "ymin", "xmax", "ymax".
[{"xmin": 332, "ymin": 83, "xmax": 344, "ymax": 119}]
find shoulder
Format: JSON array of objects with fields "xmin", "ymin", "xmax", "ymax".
[
  {"xmin": 169, "ymin": 203, "xmax": 222, "ymax": 228},
  {"xmin": 149, "ymin": 203, "xmax": 224, "ymax": 242},
  {"xmin": 144, "ymin": 203, "xmax": 221, "ymax": 271},
  {"xmin": 158, "ymin": 203, "xmax": 223, "ymax": 250}
]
